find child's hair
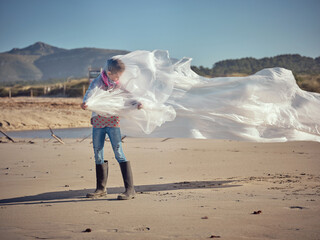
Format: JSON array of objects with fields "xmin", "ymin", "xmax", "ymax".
[{"xmin": 106, "ymin": 58, "xmax": 125, "ymax": 74}]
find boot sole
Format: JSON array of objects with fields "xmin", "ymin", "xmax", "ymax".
[
  {"xmin": 86, "ymin": 193, "xmax": 107, "ymax": 199},
  {"xmin": 117, "ymin": 195, "xmax": 135, "ymax": 200}
]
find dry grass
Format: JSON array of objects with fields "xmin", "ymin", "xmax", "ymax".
[
  {"xmin": 0, "ymin": 78, "xmax": 89, "ymax": 97},
  {"xmin": 295, "ymin": 74, "xmax": 320, "ymax": 93},
  {"xmin": 1, "ymin": 74, "xmax": 319, "ymax": 98}
]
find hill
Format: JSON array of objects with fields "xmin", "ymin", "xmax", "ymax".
[
  {"xmin": 191, "ymin": 54, "xmax": 320, "ymax": 93},
  {"xmin": 0, "ymin": 42, "xmax": 129, "ymax": 83},
  {"xmin": 7, "ymin": 42, "xmax": 67, "ymax": 56},
  {"xmin": 191, "ymin": 54, "xmax": 320, "ymax": 77}
]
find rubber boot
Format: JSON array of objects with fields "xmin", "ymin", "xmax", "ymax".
[
  {"xmin": 117, "ymin": 161, "xmax": 136, "ymax": 200},
  {"xmin": 86, "ymin": 161, "xmax": 108, "ymax": 198}
]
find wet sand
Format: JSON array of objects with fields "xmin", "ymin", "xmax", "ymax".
[{"xmin": 0, "ymin": 137, "xmax": 319, "ymax": 239}]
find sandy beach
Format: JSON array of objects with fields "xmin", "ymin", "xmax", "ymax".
[
  {"xmin": 0, "ymin": 137, "xmax": 319, "ymax": 239},
  {"xmin": 0, "ymin": 97, "xmax": 320, "ymax": 239}
]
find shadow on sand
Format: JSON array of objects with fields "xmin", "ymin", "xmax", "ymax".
[{"xmin": 0, "ymin": 180, "xmax": 240, "ymax": 206}]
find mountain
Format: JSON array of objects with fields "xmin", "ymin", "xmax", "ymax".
[
  {"xmin": 0, "ymin": 42, "xmax": 129, "ymax": 83},
  {"xmin": 7, "ymin": 41, "xmax": 67, "ymax": 56}
]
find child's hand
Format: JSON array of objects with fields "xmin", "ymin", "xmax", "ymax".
[
  {"xmin": 131, "ymin": 100, "xmax": 143, "ymax": 110},
  {"xmin": 80, "ymin": 102, "xmax": 87, "ymax": 110}
]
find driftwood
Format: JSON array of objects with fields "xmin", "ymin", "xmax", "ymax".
[
  {"xmin": 105, "ymin": 135, "xmax": 127, "ymax": 143},
  {"xmin": 0, "ymin": 130, "xmax": 15, "ymax": 143},
  {"xmin": 49, "ymin": 127, "xmax": 65, "ymax": 144},
  {"xmin": 161, "ymin": 138, "xmax": 171, "ymax": 142},
  {"xmin": 79, "ymin": 133, "xmax": 92, "ymax": 143}
]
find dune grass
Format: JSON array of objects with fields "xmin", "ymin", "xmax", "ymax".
[{"xmin": 0, "ymin": 78, "xmax": 89, "ymax": 97}]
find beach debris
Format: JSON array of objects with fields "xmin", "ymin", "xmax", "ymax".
[
  {"xmin": 94, "ymin": 210, "xmax": 110, "ymax": 214},
  {"xmin": 290, "ymin": 206, "xmax": 306, "ymax": 210},
  {"xmin": 83, "ymin": 228, "xmax": 92, "ymax": 233},
  {"xmin": 0, "ymin": 130, "xmax": 15, "ymax": 143},
  {"xmin": 79, "ymin": 133, "xmax": 92, "ymax": 142},
  {"xmin": 106, "ymin": 229, "xmax": 118, "ymax": 233},
  {"xmin": 201, "ymin": 216, "xmax": 209, "ymax": 219},
  {"xmin": 252, "ymin": 210, "xmax": 262, "ymax": 214},
  {"xmin": 49, "ymin": 127, "xmax": 65, "ymax": 144},
  {"xmin": 161, "ymin": 137, "xmax": 171, "ymax": 142},
  {"xmin": 64, "ymin": 185, "xmax": 70, "ymax": 187},
  {"xmin": 105, "ymin": 135, "xmax": 126, "ymax": 143},
  {"xmin": 210, "ymin": 235, "xmax": 221, "ymax": 238},
  {"xmin": 133, "ymin": 226, "xmax": 150, "ymax": 231}
]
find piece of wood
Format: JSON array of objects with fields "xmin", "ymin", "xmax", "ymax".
[
  {"xmin": 161, "ymin": 138, "xmax": 171, "ymax": 142},
  {"xmin": 0, "ymin": 130, "xmax": 15, "ymax": 143},
  {"xmin": 49, "ymin": 127, "xmax": 65, "ymax": 144},
  {"xmin": 105, "ymin": 135, "xmax": 126, "ymax": 143},
  {"xmin": 79, "ymin": 133, "xmax": 92, "ymax": 143}
]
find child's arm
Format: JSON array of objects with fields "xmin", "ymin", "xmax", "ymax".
[{"xmin": 81, "ymin": 77, "xmax": 101, "ymax": 110}]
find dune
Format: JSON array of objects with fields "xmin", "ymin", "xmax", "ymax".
[{"xmin": 0, "ymin": 97, "xmax": 91, "ymax": 131}]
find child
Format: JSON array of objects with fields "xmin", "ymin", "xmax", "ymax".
[{"xmin": 81, "ymin": 58, "xmax": 141, "ymax": 200}]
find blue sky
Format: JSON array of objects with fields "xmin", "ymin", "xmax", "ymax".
[{"xmin": 0, "ymin": 0, "xmax": 319, "ymax": 67}]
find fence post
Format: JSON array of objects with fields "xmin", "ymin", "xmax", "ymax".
[
  {"xmin": 9, "ymin": 88, "xmax": 12, "ymax": 98},
  {"xmin": 63, "ymin": 83, "xmax": 66, "ymax": 96},
  {"xmin": 83, "ymin": 85, "xmax": 86, "ymax": 97},
  {"xmin": 30, "ymin": 89, "xmax": 33, "ymax": 98},
  {"xmin": 44, "ymin": 86, "xmax": 46, "ymax": 95}
]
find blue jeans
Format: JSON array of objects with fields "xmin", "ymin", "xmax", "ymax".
[{"xmin": 92, "ymin": 127, "xmax": 127, "ymax": 165}]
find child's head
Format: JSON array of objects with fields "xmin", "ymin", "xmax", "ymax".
[{"xmin": 106, "ymin": 58, "xmax": 125, "ymax": 82}]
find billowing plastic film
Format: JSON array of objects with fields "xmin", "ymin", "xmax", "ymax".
[
  {"xmin": 86, "ymin": 87, "xmax": 176, "ymax": 134},
  {"xmin": 86, "ymin": 50, "xmax": 320, "ymax": 142}
]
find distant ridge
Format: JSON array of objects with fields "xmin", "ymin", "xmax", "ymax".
[
  {"xmin": 192, "ymin": 54, "xmax": 320, "ymax": 77},
  {"xmin": 0, "ymin": 42, "xmax": 129, "ymax": 83},
  {"xmin": 7, "ymin": 42, "xmax": 67, "ymax": 56}
]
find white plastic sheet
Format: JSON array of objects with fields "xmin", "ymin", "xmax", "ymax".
[{"xmin": 86, "ymin": 50, "xmax": 320, "ymax": 142}]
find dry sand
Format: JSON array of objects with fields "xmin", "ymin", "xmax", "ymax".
[
  {"xmin": 0, "ymin": 97, "xmax": 91, "ymax": 131},
  {"xmin": 0, "ymin": 137, "xmax": 319, "ymax": 240},
  {"xmin": 0, "ymin": 97, "xmax": 320, "ymax": 239}
]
